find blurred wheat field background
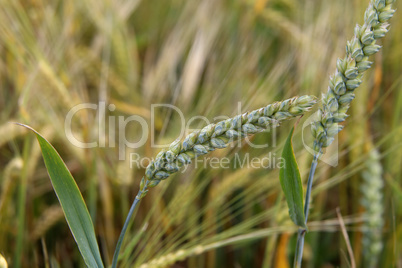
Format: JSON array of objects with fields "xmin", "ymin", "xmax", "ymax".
[{"xmin": 0, "ymin": 0, "xmax": 401, "ymax": 267}]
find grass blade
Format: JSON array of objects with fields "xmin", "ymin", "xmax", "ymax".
[
  {"xmin": 279, "ymin": 125, "xmax": 306, "ymax": 228},
  {"xmin": 17, "ymin": 124, "xmax": 104, "ymax": 268}
]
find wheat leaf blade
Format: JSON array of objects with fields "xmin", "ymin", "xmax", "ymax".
[
  {"xmin": 279, "ymin": 126, "xmax": 306, "ymax": 228},
  {"xmin": 17, "ymin": 124, "xmax": 104, "ymax": 268}
]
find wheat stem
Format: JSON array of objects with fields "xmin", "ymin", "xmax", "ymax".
[
  {"xmin": 112, "ymin": 179, "xmax": 149, "ymax": 268},
  {"xmin": 294, "ymin": 147, "xmax": 322, "ymax": 268}
]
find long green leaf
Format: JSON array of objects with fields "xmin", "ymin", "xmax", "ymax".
[
  {"xmin": 18, "ymin": 124, "xmax": 104, "ymax": 268},
  {"xmin": 279, "ymin": 126, "xmax": 306, "ymax": 228}
]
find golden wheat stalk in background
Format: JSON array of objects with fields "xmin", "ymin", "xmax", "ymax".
[{"xmin": 0, "ymin": 158, "xmax": 23, "ymax": 219}]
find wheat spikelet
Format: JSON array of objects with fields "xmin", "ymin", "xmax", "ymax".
[
  {"xmin": 311, "ymin": 0, "xmax": 396, "ymax": 151},
  {"xmin": 139, "ymin": 95, "xmax": 317, "ymax": 198},
  {"xmin": 360, "ymin": 149, "xmax": 384, "ymax": 268}
]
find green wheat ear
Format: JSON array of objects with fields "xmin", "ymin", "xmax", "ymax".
[
  {"xmin": 361, "ymin": 149, "xmax": 384, "ymax": 268},
  {"xmin": 311, "ymin": 0, "xmax": 396, "ymax": 151},
  {"xmin": 112, "ymin": 95, "xmax": 317, "ymax": 267},
  {"xmin": 140, "ymin": 95, "xmax": 317, "ymax": 198},
  {"xmin": 294, "ymin": 1, "xmax": 396, "ymax": 267}
]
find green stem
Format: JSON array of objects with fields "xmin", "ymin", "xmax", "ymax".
[
  {"xmin": 14, "ymin": 137, "xmax": 31, "ymax": 268},
  {"xmin": 294, "ymin": 147, "xmax": 322, "ymax": 268},
  {"xmin": 111, "ymin": 181, "xmax": 148, "ymax": 268}
]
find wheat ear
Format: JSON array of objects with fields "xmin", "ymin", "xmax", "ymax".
[
  {"xmin": 140, "ymin": 95, "xmax": 317, "ymax": 198},
  {"xmin": 361, "ymin": 149, "xmax": 384, "ymax": 268},
  {"xmin": 295, "ymin": 1, "xmax": 396, "ymax": 267},
  {"xmin": 111, "ymin": 95, "xmax": 317, "ymax": 268},
  {"xmin": 311, "ymin": 0, "xmax": 396, "ymax": 151}
]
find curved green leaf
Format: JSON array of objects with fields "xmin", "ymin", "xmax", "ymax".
[
  {"xmin": 279, "ymin": 126, "xmax": 306, "ymax": 228},
  {"xmin": 17, "ymin": 124, "xmax": 104, "ymax": 268}
]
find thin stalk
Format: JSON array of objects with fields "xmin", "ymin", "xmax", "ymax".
[
  {"xmin": 111, "ymin": 181, "xmax": 149, "ymax": 268},
  {"xmin": 294, "ymin": 147, "xmax": 322, "ymax": 268},
  {"xmin": 13, "ymin": 136, "xmax": 31, "ymax": 268}
]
